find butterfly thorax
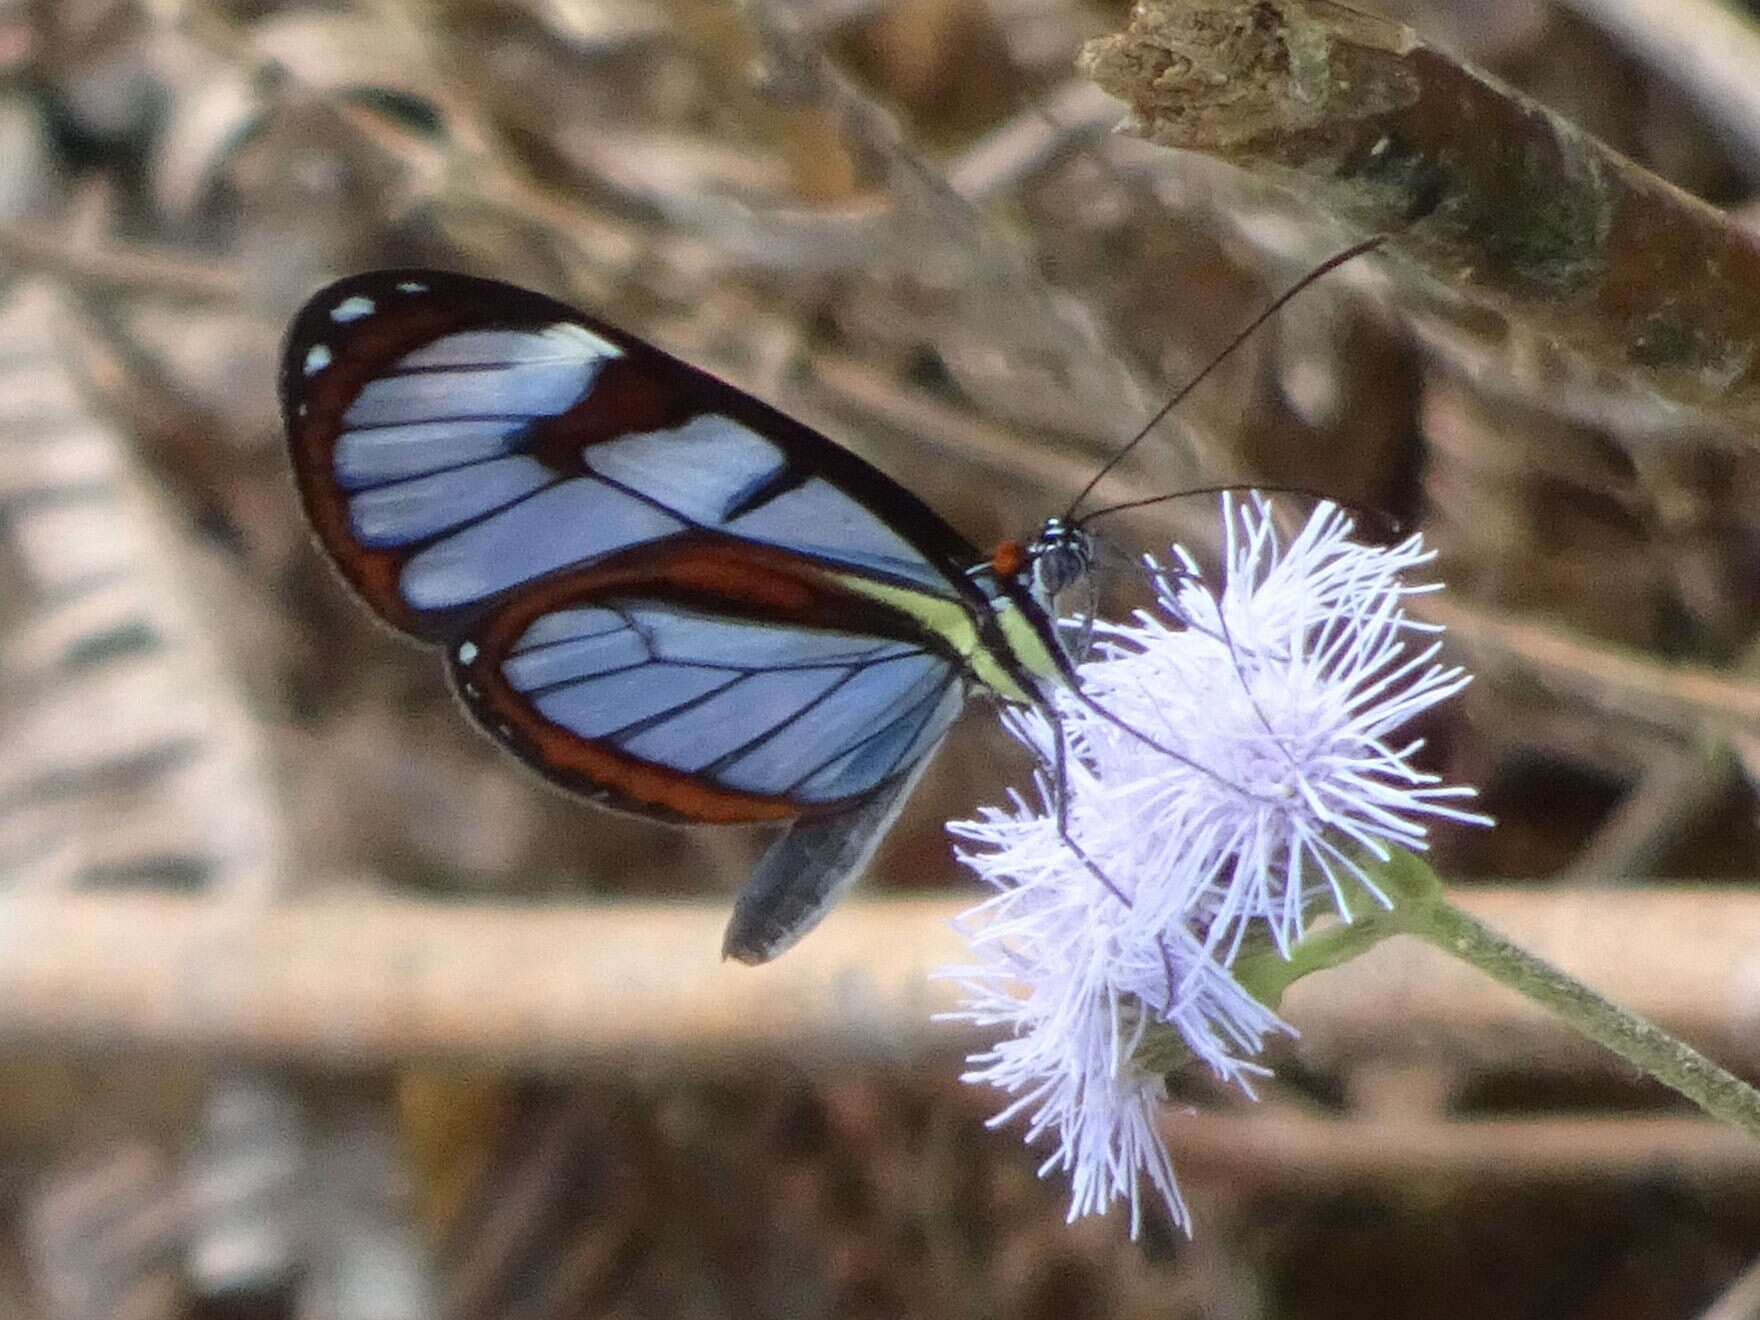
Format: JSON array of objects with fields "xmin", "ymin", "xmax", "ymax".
[{"xmin": 961, "ymin": 520, "xmax": 1094, "ymax": 707}]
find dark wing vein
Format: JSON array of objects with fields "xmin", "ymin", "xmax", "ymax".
[{"xmin": 781, "ymin": 661, "xmax": 956, "ymax": 793}]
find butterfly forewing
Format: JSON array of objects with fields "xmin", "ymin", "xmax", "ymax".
[{"xmin": 280, "ymin": 269, "xmax": 991, "ymax": 827}]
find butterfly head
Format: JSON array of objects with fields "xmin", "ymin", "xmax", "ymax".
[
  {"xmin": 1026, "ymin": 518, "xmax": 1094, "ymax": 606},
  {"xmin": 987, "ymin": 519, "xmax": 1094, "ymax": 608}
]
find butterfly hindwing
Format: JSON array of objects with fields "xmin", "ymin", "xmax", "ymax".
[{"xmin": 450, "ymin": 538, "xmax": 966, "ymax": 822}]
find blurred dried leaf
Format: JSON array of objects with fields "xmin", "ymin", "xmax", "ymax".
[
  {"xmin": 24, "ymin": 1142, "xmax": 185, "ymax": 1320},
  {"xmin": 0, "ymin": 279, "xmax": 284, "ymax": 898},
  {"xmin": 182, "ymin": 1073, "xmax": 303, "ymax": 1296}
]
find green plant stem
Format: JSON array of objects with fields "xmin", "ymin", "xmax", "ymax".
[
  {"xmin": 1146, "ymin": 849, "xmax": 1760, "ymax": 1143},
  {"xmin": 1404, "ymin": 885, "xmax": 1760, "ymax": 1142},
  {"xmin": 1347, "ymin": 850, "xmax": 1760, "ymax": 1142}
]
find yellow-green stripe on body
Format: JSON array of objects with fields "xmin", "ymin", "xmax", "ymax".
[{"xmin": 829, "ymin": 572, "xmax": 1064, "ymax": 705}]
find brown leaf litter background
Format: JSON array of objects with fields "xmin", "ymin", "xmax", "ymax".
[{"xmin": 5, "ymin": 0, "xmax": 1760, "ymax": 1315}]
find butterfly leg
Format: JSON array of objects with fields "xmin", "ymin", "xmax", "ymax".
[{"xmin": 1043, "ymin": 705, "xmax": 1131, "ymax": 907}]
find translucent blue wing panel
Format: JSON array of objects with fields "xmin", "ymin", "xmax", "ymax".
[
  {"xmin": 619, "ymin": 669, "xmax": 856, "ymax": 771},
  {"xmin": 714, "ymin": 656, "xmax": 958, "ymax": 797},
  {"xmin": 582, "ymin": 418, "xmax": 951, "ymax": 588},
  {"xmin": 786, "ymin": 677, "xmax": 963, "ymax": 801},
  {"xmin": 579, "ymin": 414, "xmax": 789, "ymax": 522},
  {"xmin": 335, "ymin": 419, "xmax": 532, "ymax": 489},
  {"xmin": 531, "ymin": 665, "xmax": 737, "ymax": 738},
  {"xmin": 399, "ymin": 480, "xmax": 684, "ymax": 611},
  {"xmin": 500, "ymin": 602, "xmax": 963, "ymax": 804},
  {"xmin": 340, "ymin": 323, "xmax": 623, "ymax": 425},
  {"xmin": 725, "ymin": 477, "xmax": 949, "ymax": 588},
  {"xmin": 347, "ymin": 456, "xmax": 552, "ymax": 546}
]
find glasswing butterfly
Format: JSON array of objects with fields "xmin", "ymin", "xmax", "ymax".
[
  {"xmin": 281, "ymin": 269, "xmax": 1090, "ymax": 963},
  {"xmin": 280, "ymin": 244, "xmax": 1377, "ymax": 963}
]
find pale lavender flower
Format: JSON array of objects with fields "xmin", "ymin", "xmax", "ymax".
[
  {"xmin": 946, "ymin": 497, "xmax": 1487, "ymax": 1235},
  {"xmin": 1068, "ymin": 496, "xmax": 1487, "ymax": 956},
  {"xmin": 951, "ymin": 768, "xmax": 1287, "ymax": 1233}
]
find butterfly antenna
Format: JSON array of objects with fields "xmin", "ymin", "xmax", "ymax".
[
  {"xmin": 1078, "ymin": 482, "xmax": 1406, "ymax": 541},
  {"xmin": 1062, "ymin": 234, "xmax": 1386, "ymax": 522}
]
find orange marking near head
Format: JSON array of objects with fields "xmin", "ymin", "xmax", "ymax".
[{"xmin": 991, "ymin": 540, "xmax": 1024, "ymax": 578}]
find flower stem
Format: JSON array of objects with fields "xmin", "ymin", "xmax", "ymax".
[
  {"xmin": 1151, "ymin": 849, "xmax": 1760, "ymax": 1143},
  {"xmin": 1368, "ymin": 848, "xmax": 1760, "ymax": 1142},
  {"xmin": 1231, "ymin": 907, "xmax": 1405, "ymax": 1004}
]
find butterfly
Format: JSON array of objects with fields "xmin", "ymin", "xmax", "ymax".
[{"xmin": 280, "ymin": 269, "xmax": 1094, "ymax": 963}]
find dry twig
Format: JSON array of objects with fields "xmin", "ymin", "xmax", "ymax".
[
  {"xmin": 1083, "ymin": 0, "xmax": 1760, "ymax": 434},
  {"xmin": 3, "ymin": 887, "xmax": 1759, "ymax": 1077}
]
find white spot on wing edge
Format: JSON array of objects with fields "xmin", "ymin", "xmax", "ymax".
[
  {"xmin": 303, "ymin": 343, "xmax": 332, "ymax": 375},
  {"xmin": 331, "ymin": 295, "xmax": 375, "ymax": 322},
  {"xmin": 541, "ymin": 321, "xmax": 624, "ymax": 362},
  {"xmin": 397, "ymin": 280, "xmax": 428, "ymax": 293},
  {"xmin": 457, "ymin": 641, "xmax": 479, "ymax": 664}
]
